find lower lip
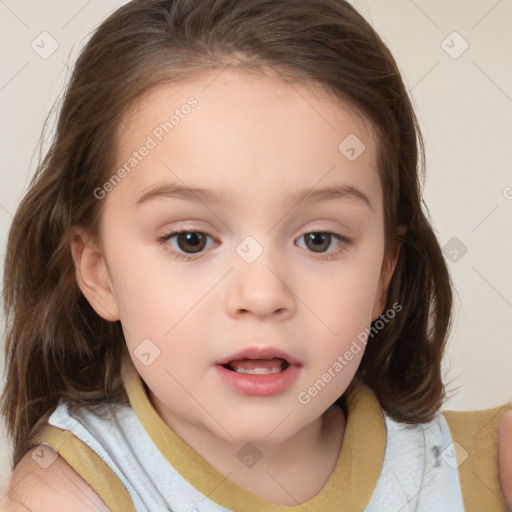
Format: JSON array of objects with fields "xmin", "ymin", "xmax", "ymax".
[{"xmin": 214, "ymin": 364, "xmax": 301, "ymax": 396}]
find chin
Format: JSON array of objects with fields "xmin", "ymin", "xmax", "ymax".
[{"xmin": 205, "ymin": 410, "xmax": 305, "ymax": 447}]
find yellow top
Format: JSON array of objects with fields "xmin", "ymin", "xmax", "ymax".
[{"xmin": 33, "ymin": 362, "xmax": 510, "ymax": 512}]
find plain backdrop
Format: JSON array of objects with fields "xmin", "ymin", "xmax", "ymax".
[{"xmin": 1, "ymin": 0, "xmax": 511, "ymax": 498}]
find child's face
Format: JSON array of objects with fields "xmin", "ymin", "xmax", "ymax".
[{"xmin": 82, "ymin": 68, "xmax": 395, "ymax": 445}]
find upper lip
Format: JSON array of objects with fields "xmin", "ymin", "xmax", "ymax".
[{"xmin": 215, "ymin": 347, "xmax": 302, "ymax": 366}]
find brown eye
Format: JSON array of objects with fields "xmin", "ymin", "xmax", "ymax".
[
  {"xmin": 157, "ymin": 228, "xmax": 219, "ymax": 262},
  {"xmin": 295, "ymin": 231, "xmax": 351, "ymax": 259},
  {"xmin": 302, "ymin": 232, "xmax": 334, "ymax": 253},
  {"xmin": 174, "ymin": 232, "xmax": 208, "ymax": 254}
]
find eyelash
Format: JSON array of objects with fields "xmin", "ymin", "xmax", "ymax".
[{"xmin": 156, "ymin": 229, "xmax": 352, "ymax": 262}]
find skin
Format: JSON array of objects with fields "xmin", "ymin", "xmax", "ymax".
[
  {"xmin": 58, "ymin": 66, "xmax": 512, "ymax": 507},
  {"xmin": 72, "ymin": 67, "xmax": 396, "ymax": 504},
  {"xmin": 498, "ymin": 411, "xmax": 512, "ymax": 508},
  {"xmin": 1, "ymin": 449, "xmax": 110, "ymax": 511}
]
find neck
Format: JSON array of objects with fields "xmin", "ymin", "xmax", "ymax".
[{"xmin": 149, "ymin": 390, "xmax": 346, "ymax": 505}]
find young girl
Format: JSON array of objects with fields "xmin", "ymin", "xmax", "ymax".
[{"xmin": 1, "ymin": 0, "xmax": 511, "ymax": 510}]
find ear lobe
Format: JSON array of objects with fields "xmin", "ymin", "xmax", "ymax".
[
  {"xmin": 371, "ymin": 228, "xmax": 405, "ymax": 321},
  {"xmin": 70, "ymin": 227, "xmax": 120, "ymax": 322}
]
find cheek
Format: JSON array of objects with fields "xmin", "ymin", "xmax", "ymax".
[
  {"xmin": 100, "ymin": 227, "xmax": 171, "ymax": 335},
  {"xmin": 307, "ymin": 268, "xmax": 378, "ymax": 325},
  {"xmin": 300, "ymin": 246, "xmax": 384, "ymax": 336},
  {"xmin": 296, "ymin": 275, "xmax": 376, "ymax": 409},
  {"xmin": 296, "ymin": 241, "xmax": 384, "ymax": 391},
  {"xmin": 103, "ymin": 233, "xmax": 219, "ymax": 353}
]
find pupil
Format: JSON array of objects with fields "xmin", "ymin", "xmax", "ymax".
[
  {"xmin": 178, "ymin": 232, "xmax": 205, "ymax": 253},
  {"xmin": 307, "ymin": 232, "xmax": 329, "ymax": 252}
]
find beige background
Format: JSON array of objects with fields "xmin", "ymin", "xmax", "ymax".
[{"xmin": 1, "ymin": 0, "xmax": 511, "ymax": 497}]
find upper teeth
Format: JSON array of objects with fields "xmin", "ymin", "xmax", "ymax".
[{"xmin": 234, "ymin": 367, "xmax": 282, "ymax": 374}]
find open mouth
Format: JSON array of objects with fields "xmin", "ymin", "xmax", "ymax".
[
  {"xmin": 215, "ymin": 353, "xmax": 301, "ymax": 396},
  {"xmin": 221, "ymin": 357, "xmax": 290, "ymax": 375}
]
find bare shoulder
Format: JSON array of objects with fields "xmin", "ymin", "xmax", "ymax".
[
  {"xmin": 498, "ymin": 410, "xmax": 512, "ymax": 510},
  {"xmin": 1, "ymin": 446, "xmax": 110, "ymax": 512}
]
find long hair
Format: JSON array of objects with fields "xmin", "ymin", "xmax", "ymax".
[{"xmin": 1, "ymin": 0, "xmax": 453, "ymax": 468}]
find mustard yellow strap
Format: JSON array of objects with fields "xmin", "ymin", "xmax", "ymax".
[
  {"xmin": 443, "ymin": 402, "xmax": 512, "ymax": 512},
  {"xmin": 123, "ymin": 360, "xmax": 387, "ymax": 512},
  {"xmin": 33, "ymin": 424, "xmax": 136, "ymax": 512}
]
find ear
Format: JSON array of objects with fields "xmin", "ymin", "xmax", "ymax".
[
  {"xmin": 70, "ymin": 227, "xmax": 120, "ymax": 322},
  {"xmin": 371, "ymin": 227, "xmax": 406, "ymax": 321}
]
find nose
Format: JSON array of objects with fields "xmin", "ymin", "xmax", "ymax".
[{"xmin": 224, "ymin": 249, "xmax": 296, "ymax": 320}]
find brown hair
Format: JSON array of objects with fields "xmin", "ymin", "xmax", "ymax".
[{"xmin": 1, "ymin": 0, "xmax": 453, "ymax": 468}]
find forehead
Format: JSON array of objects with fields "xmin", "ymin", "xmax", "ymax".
[
  {"xmin": 119, "ymin": 67, "xmax": 375, "ymax": 145},
  {"xmin": 109, "ymin": 67, "xmax": 381, "ymax": 213}
]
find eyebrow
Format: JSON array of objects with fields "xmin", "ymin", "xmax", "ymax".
[{"xmin": 135, "ymin": 182, "xmax": 373, "ymax": 211}]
